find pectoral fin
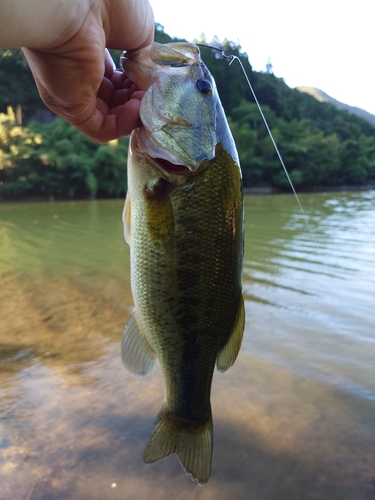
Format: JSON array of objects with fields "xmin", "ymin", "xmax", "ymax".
[
  {"xmin": 123, "ymin": 193, "xmax": 131, "ymax": 245},
  {"xmin": 121, "ymin": 311, "xmax": 157, "ymax": 377},
  {"xmin": 145, "ymin": 179, "xmax": 174, "ymax": 246},
  {"xmin": 216, "ymin": 295, "xmax": 245, "ymax": 373}
]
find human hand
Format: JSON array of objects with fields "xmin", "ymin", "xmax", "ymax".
[{"xmin": 4, "ymin": 0, "xmax": 154, "ymax": 142}]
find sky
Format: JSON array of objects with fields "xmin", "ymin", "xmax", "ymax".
[{"xmin": 150, "ymin": 0, "xmax": 375, "ymax": 116}]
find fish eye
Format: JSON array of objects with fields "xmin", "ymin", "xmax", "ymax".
[{"xmin": 196, "ymin": 79, "xmax": 213, "ymax": 96}]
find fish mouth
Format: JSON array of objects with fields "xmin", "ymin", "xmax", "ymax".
[{"xmin": 151, "ymin": 157, "xmax": 192, "ymax": 177}]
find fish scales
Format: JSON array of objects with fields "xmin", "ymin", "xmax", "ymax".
[
  {"xmin": 121, "ymin": 42, "xmax": 245, "ymax": 484},
  {"xmin": 130, "ymin": 140, "xmax": 242, "ymax": 414}
]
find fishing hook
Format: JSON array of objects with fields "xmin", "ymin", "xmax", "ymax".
[{"xmin": 196, "ymin": 44, "xmax": 237, "ymax": 65}]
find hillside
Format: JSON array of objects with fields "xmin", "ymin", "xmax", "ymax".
[
  {"xmin": 0, "ymin": 25, "xmax": 375, "ymax": 199},
  {"xmin": 296, "ymin": 86, "xmax": 375, "ymax": 128}
]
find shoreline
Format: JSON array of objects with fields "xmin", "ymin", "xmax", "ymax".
[
  {"xmin": 1, "ymin": 184, "xmax": 375, "ymax": 203},
  {"xmin": 243, "ymin": 183, "xmax": 375, "ymax": 195}
]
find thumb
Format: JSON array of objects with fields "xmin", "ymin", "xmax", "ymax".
[{"xmin": 103, "ymin": 0, "xmax": 154, "ymax": 51}]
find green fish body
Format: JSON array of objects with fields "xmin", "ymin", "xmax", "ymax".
[{"xmin": 121, "ymin": 42, "xmax": 244, "ymax": 484}]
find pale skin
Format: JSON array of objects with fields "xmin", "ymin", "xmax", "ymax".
[{"xmin": 0, "ymin": 0, "xmax": 154, "ymax": 143}]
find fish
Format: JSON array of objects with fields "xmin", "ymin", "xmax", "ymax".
[{"xmin": 120, "ymin": 42, "xmax": 244, "ymax": 484}]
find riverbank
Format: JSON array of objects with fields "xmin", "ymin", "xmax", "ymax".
[
  {"xmin": 243, "ymin": 183, "xmax": 375, "ymax": 195},
  {"xmin": 1, "ymin": 184, "xmax": 375, "ymax": 203}
]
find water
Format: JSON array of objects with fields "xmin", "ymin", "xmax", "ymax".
[{"xmin": 0, "ymin": 193, "xmax": 374, "ymax": 500}]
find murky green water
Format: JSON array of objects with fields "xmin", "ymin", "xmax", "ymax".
[{"xmin": 1, "ymin": 192, "xmax": 375, "ymax": 500}]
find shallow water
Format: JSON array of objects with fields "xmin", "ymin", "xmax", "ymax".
[{"xmin": 0, "ymin": 193, "xmax": 375, "ymax": 500}]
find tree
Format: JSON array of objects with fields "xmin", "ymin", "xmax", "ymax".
[
  {"xmin": 2, "ymin": 24, "xmax": 375, "ymax": 198},
  {"xmin": 0, "ymin": 49, "xmax": 45, "ymax": 122},
  {"xmin": 0, "ymin": 117, "xmax": 129, "ymax": 199},
  {"xmin": 338, "ymin": 139, "xmax": 371, "ymax": 185}
]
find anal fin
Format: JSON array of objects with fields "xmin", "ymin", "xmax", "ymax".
[
  {"xmin": 121, "ymin": 311, "xmax": 157, "ymax": 377},
  {"xmin": 216, "ymin": 294, "xmax": 245, "ymax": 373}
]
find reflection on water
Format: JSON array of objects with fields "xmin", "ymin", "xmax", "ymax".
[
  {"xmin": 1, "ymin": 194, "xmax": 375, "ymax": 499},
  {"xmin": 242, "ymin": 192, "xmax": 375, "ymax": 400}
]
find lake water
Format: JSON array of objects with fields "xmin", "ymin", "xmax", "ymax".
[{"xmin": 0, "ymin": 192, "xmax": 375, "ymax": 500}]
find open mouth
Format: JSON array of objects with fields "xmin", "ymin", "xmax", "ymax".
[{"xmin": 151, "ymin": 157, "xmax": 192, "ymax": 176}]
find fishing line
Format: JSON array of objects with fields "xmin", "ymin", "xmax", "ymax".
[{"xmin": 197, "ymin": 44, "xmax": 316, "ymax": 244}]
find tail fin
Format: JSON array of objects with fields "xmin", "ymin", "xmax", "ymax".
[{"xmin": 143, "ymin": 406, "xmax": 213, "ymax": 485}]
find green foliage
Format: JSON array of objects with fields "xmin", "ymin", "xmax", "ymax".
[
  {"xmin": 0, "ymin": 117, "xmax": 128, "ymax": 199},
  {"xmin": 337, "ymin": 139, "xmax": 371, "ymax": 185},
  {"xmin": 0, "ymin": 49, "xmax": 42, "ymax": 117},
  {"xmin": 1, "ymin": 24, "xmax": 375, "ymax": 199},
  {"xmin": 92, "ymin": 140, "xmax": 129, "ymax": 196}
]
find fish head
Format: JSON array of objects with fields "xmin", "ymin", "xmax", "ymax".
[{"xmin": 121, "ymin": 42, "xmax": 236, "ymax": 178}]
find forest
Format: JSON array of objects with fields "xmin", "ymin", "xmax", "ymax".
[{"xmin": 1, "ymin": 23, "xmax": 375, "ymax": 200}]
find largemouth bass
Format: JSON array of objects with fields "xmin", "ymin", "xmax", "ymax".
[{"xmin": 120, "ymin": 42, "xmax": 244, "ymax": 484}]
